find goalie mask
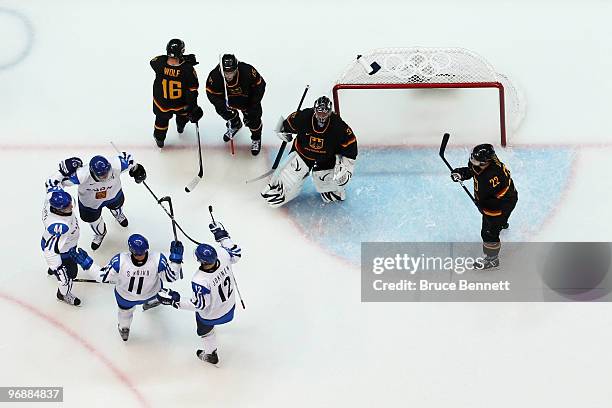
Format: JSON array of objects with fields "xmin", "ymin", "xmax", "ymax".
[{"xmin": 313, "ymin": 96, "xmax": 332, "ymax": 127}]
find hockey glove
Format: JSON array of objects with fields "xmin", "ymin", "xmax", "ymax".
[
  {"xmin": 209, "ymin": 222, "xmax": 229, "ymax": 242},
  {"xmin": 183, "ymin": 54, "xmax": 199, "ymax": 66},
  {"xmin": 129, "ymin": 163, "xmax": 147, "ymax": 183},
  {"xmin": 451, "ymin": 167, "xmax": 471, "ymax": 182},
  {"xmin": 54, "ymin": 265, "xmax": 69, "ymax": 286},
  {"xmin": 69, "ymin": 247, "xmax": 94, "ymax": 270},
  {"xmin": 157, "ymin": 288, "xmax": 181, "ymax": 309},
  {"xmin": 169, "ymin": 240, "xmax": 184, "ymax": 264},
  {"xmin": 188, "ymin": 106, "xmax": 204, "ymax": 123},
  {"xmin": 59, "ymin": 157, "xmax": 83, "ymax": 177}
]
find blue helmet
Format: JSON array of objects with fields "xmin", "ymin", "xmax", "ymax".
[
  {"xmin": 89, "ymin": 155, "xmax": 111, "ymax": 180},
  {"xmin": 195, "ymin": 244, "xmax": 217, "ymax": 265},
  {"xmin": 128, "ymin": 234, "xmax": 149, "ymax": 256},
  {"xmin": 49, "ymin": 190, "xmax": 72, "ymax": 210}
]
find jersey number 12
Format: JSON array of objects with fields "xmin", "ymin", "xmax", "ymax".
[{"xmin": 217, "ymin": 276, "xmax": 233, "ymax": 302}]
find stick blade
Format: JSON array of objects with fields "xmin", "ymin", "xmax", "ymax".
[
  {"xmin": 440, "ymin": 133, "xmax": 451, "ymax": 157},
  {"xmin": 245, "ymin": 169, "xmax": 275, "ymax": 184},
  {"xmin": 185, "ymin": 175, "xmax": 202, "ymax": 193}
]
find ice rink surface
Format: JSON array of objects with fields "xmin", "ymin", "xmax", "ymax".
[{"xmin": 2, "ymin": 1, "xmax": 612, "ymax": 407}]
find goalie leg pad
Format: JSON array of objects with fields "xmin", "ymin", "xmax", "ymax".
[
  {"xmin": 312, "ymin": 168, "xmax": 346, "ymax": 203},
  {"xmin": 261, "ymin": 152, "xmax": 310, "ymax": 207}
]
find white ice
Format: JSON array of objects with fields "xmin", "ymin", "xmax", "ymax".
[{"xmin": 1, "ymin": 0, "xmax": 612, "ymax": 407}]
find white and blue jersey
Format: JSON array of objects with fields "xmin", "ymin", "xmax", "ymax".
[
  {"xmin": 101, "ymin": 251, "xmax": 181, "ymax": 305},
  {"xmin": 41, "ymin": 197, "xmax": 80, "ymax": 270},
  {"xmin": 53, "ymin": 153, "xmax": 134, "ymax": 210},
  {"xmin": 182, "ymin": 241, "xmax": 242, "ymax": 325}
]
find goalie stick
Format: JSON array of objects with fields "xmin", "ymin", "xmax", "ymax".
[
  {"xmin": 245, "ymin": 84, "xmax": 310, "ymax": 184},
  {"xmin": 185, "ymin": 122, "xmax": 203, "ymax": 192},
  {"xmin": 439, "ymin": 132, "xmax": 482, "ymax": 213},
  {"xmin": 209, "ymin": 205, "xmax": 246, "ymax": 309}
]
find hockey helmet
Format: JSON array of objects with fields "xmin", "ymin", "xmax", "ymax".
[
  {"xmin": 49, "ymin": 190, "xmax": 72, "ymax": 211},
  {"xmin": 89, "ymin": 155, "xmax": 111, "ymax": 181},
  {"xmin": 166, "ymin": 39, "xmax": 185, "ymax": 59},
  {"xmin": 470, "ymin": 144, "xmax": 495, "ymax": 166},
  {"xmin": 194, "ymin": 244, "xmax": 218, "ymax": 265},
  {"xmin": 221, "ymin": 54, "xmax": 238, "ymax": 81},
  {"xmin": 128, "ymin": 234, "xmax": 149, "ymax": 256}
]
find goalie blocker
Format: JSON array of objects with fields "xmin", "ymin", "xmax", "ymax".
[{"xmin": 261, "ymin": 96, "xmax": 357, "ymax": 207}]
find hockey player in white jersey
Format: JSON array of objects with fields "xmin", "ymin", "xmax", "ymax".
[
  {"xmin": 98, "ymin": 234, "xmax": 184, "ymax": 341},
  {"xmin": 41, "ymin": 189, "xmax": 100, "ymax": 306},
  {"xmin": 157, "ymin": 220, "xmax": 242, "ymax": 365},
  {"xmin": 46, "ymin": 154, "xmax": 147, "ymax": 250}
]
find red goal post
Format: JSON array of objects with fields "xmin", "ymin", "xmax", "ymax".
[{"xmin": 332, "ymin": 47, "xmax": 525, "ymax": 147}]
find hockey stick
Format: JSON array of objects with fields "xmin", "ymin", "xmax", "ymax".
[
  {"xmin": 159, "ymin": 196, "xmax": 183, "ymax": 279},
  {"xmin": 245, "ymin": 85, "xmax": 310, "ymax": 184},
  {"xmin": 439, "ymin": 133, "xmax": 481, "ymax": 212},
  {"xmin": 209, "ymin": 205, "xmax": 246, "ymax": 310},
  {"xmin": 73, "ymin": 278, "xmax": 112, "ymax": 284},
  {"xmin": 220, "ymin": 55, "xmax": 236, "ymax": 156},
  {"xmin": 184, "ymin": 122, "xmax": 203, "ymax": 192},
  {"xmin": 109, "ymin": 141, "xmax": 203, "ymax": 245},
  {"xmin": 142, "ymin": 181, "xmax": 202, "ymax": 245}
]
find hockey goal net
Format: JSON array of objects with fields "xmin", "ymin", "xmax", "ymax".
[{"xmin": 332, "ymin": 47, "xmax": 525, "ymax": 146}]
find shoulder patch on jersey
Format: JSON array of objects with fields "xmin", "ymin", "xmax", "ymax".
[
  {"xmin": 47, "ymin": 223, "xmax": 69, "ymax": 236},
  {"xmin": 192, "ymin": 281, "xmax": 211, "ymax": 295}
]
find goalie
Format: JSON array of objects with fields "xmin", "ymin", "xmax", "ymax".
[{"xmin": 261, "ymin": 96, "xmax": 358, "ymax": 207}]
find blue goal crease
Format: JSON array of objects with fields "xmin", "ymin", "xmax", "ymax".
[{"xmin": 278, "ymin": 147, "xmax": 575, "ymax": 263}]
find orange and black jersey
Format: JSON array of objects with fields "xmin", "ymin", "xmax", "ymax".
[
  {"xmin": 283, "ymin": 108, "xmax": 358, "ymax": 167},
  {"xmin": 150, "ymin": 55, "xmax": 199, "ymax": 112},
  {"xmin": 459, "ymin": 156, "xmax": 517, "ymax": 217},
  {"xmin": 206, "ymin": 62, "xmax": 266, "ymax": 110}
]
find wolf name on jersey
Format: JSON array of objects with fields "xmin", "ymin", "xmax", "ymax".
[
  {"xmin": 151, "ymin": 55, "xmax": 199, "ymax": 113},
  {"xmin": 102, "ymin": 251, "xmax": 180, "ymax": 302}
]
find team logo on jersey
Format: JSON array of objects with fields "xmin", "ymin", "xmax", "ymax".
[{"xmin": 309, "ymin": 136, "xmax": 324, "ymax": 150}]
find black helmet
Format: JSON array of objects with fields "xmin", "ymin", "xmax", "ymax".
[
  {"xmin": 166, "ymin": 39, "xmax": 185, "ymax": 58},
  {"xmin": 470, "ymin": 143, "xmax": 495, "ymax": 164},
  {"xmin": 221, "ymin": 54, "xmax": 238, "ymax": 72}
]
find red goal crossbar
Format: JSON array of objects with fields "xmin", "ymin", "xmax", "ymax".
[{"xmin": 332, "ymin": 81, "xmax": 507, "ymax": 147}]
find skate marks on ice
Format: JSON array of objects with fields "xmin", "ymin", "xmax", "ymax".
[{"xmin": 282, "ymin": 147, "xmax": 575, "ymax": 263}]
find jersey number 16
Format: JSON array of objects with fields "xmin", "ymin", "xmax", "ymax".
[{"xmin": 162, "ymin": 79, "xmax": 182, "ymax": 100}]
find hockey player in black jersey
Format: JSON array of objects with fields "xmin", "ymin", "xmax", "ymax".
[
  {"xmin": 206, "ymin": 54, "xmax": 266, "ymax": 155},
  {"xmin": 451, "ymin": 144, "xmax": 518, "ymax": 270},
  {"xmin": 150, "ymin": 39, "xmax": 203, "ymax": 148},
  {"xmin": 261, "ymin": 96, "xmax": 358, "ymax": 206}
]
